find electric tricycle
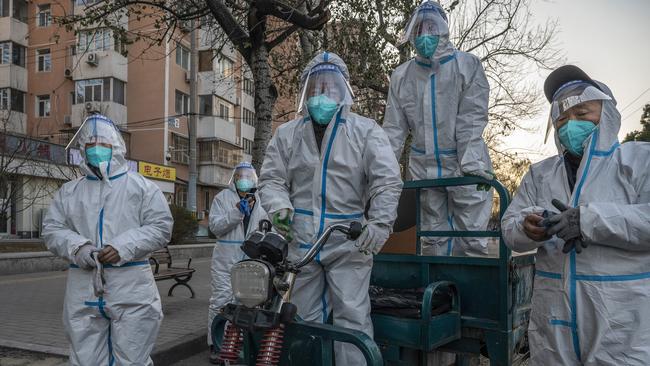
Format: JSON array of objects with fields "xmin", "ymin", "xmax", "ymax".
[{"xmin": 211, "ymin": 177, "xmax": 534, "ymax": 365}]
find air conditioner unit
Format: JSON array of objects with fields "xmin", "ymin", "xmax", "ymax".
[
  {"xmin": 86, "ymin": 53, "xmax": 98, "ymax": 66},
  {"xmin": 64, "ymin": 115, "xmax": 71, "ymax": 126},
  {"xmin": 64, "ymin": 68, "xmax": 73, "ymax": 79},
  {"xmin": 196, "ymin": 211, "xmax": 205, "ymax": 220},
  {"xmin": 185, "ymin": 71, "xmax": 191, "ymax": 83},
  {"xmin": 85, "ymin": 102, "xmax": 95, "ymax": 112}
]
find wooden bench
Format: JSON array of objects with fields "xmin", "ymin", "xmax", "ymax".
[{"xmin": 150, "ymin": 247, "xmax": 196, "ymax": 298}]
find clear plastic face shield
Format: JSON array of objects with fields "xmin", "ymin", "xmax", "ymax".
[
  {"xmin": 398, "ymin": 2, "xmax": 449, "ymax": 46},
  {"xmin": 297, "ymin": 63, "xmax": 354, "ymax": 114},
  {"xmin": 544, "ymin": 81, "xmax": 612, "ymax": 142},
  {"xmin": 230, "ymin": 163, "xmax": 258, "ymax": 193},
  {"xmin": 65, "ymin": 114, "xmax": 124, "ymax": 152}
]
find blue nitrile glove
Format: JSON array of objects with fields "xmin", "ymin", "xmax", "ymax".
[{"xmin": 239, "ymin": 197, "xmax": 252, "ymax": 217}]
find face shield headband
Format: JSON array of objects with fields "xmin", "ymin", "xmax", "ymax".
[{"xmin": 544, "ymin": 81, "xmax": 611, "ymax": 142}]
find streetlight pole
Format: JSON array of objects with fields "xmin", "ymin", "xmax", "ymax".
[{"xmin": 187, "ymin": 19, "xmax": 198, "ymax": 214}]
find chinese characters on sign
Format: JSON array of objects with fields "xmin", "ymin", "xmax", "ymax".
[{"xmin": 138, "ymin": 162, "xmax": 176, "ymax": 182}]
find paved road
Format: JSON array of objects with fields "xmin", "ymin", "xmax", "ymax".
[
  {"xmin": 0, "ymin": 258, "xmax": 213, "ymax": 363},
  {"xmin": 170, "ymin": 349, "xmax": 212, "ymax": 366}
]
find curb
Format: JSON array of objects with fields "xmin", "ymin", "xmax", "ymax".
[
  {"xmin": 151, "ymin": 329, "xmax": 207, "ymax": 366},
  {"xmin": 0, "ymin": 338, "xmax": 69, "ymax": 357}
]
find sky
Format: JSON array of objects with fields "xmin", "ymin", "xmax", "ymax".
[{"xmin": 502, "ymin": 0, "xmax": 650, "ymax": 162}]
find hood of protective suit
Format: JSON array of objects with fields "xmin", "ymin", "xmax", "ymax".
[
  {"xmin": 298, "ymin": 51, "xmax": 353, "ymax": 118},
  {"xmin": 300, "ymin": 52, "xmax": 350, "ymax": 84},
  {"xmin": 552, "ymin": 81, "xmax": 621, "ymax": 156},
  {"xmin": 402, "ymin": 1, "xmax": 455, "ymax": 62},
  {"xmin": 69, "ymin": 114, "xmax": 129, "ymax": 179}
]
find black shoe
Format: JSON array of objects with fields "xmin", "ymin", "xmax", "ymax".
[{"xmin": 209, "ymin": 345, "xmax": 219, "ymax": 364}]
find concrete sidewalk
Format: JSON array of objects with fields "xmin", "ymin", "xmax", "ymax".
[{"xmin": 0, "ymin": 258, "xmax": 213, "ymax": 365}]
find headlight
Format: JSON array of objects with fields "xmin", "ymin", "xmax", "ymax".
[{"xmin": 231, "ymin": 260, "xmax": 271, "ymax": 308}]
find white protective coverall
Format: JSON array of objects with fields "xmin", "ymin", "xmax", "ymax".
[
  {"xmin": 43, "ymin": 114, "xmax": 173, "ymax": 366},
  {"xmin": 502, "ymin": 82, "xmax": 650, "ymax": 365},
  {"xmin": 259, "ymin": 52, "xmax": 402, "ymax": 365},
  {"xmin": 383, "ymin": 1, "xmax": 494, "ymax": 256},
  {"xmin": 207, "ymin": 183, "xmax": 267, "ymax": 345}
]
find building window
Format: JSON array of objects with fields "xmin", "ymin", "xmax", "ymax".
[
  {"xmin": 243, "ymin": 108, "xmax": 255, "ymax": 126},
  {"xmin": 13, "ymin": 0, "xmax": 27, "ymax": 22},
  {"xmin": 0, "ymin": 43, "xmax": 9, "ymax": 64},
  {"xmin": 12, "ymin": 43, "xmax": 24, "ymax": 67},
  {"xmin": 75, "ymin": 78, "xmax": 103, "ymax": 103},
  {"xmin": 113, "ymin": 79, "xmax": 125, "ymax": 105},
  {"xmin": 175, "ymin": 186, "xmax": 187, "ymax": 208},
  {"xmin": 175, "ymin": 43, "xmax": 190, "ymax": 70},
  {"xmin": 172, "ymin": 134, "xmax": 189, "ymax": 164},
  {"xmin": 37, "ymin": 49, "xmax": 51, "ymax": 72},
  {"xmin": 0, "ymin": 88, "xmax": 8, "ymax": 110},
  {"xmin": 78, "ymin": 28, "xmax": 114, "ymax": 53},
  {"xmin": 204, "ymin": 191, "xmax": 210, "ymax": 212},
  {"xmin": 218, "ymin": 102, "xmax": 231, "ymax": 121},
  {"xmin": 243, "ymin": 78, "xmax": 254, "ymax": 96},
  {"xmin": 218, "ymin": 56, "xmax": 234, "ymax": 78},
  {"xmin": 198, "ymin": 50, "xmax": 212, "ymax": 72},
  {"xmin": 242, "ymin": 138, "xmax": 253, "ymax": 155},
  {"xmin": 74, "ymin": 78, "xmax": 123, "ymax": 104},
  {"xmin": 175, "ymin": 90, "xmax": 189, "ymax": 115},
  {"xmin": 0, "ymin": 42, "xmax": 25, "ymax": 67},
  {"xmin": 37, "ymin": 95, "xmax": 50, "ymax": 117},
  {"xmin": 12, "ymin": 89, "xmax": 24, "ymax": 112},
  {"xmin": 37, "ymin": 4, "xmax": 52, "ymax": 27},
  {"xmin": 199, "ymin": 95, "xmax": 212, "ymax": 116},
  {"xmin": 1, "ymin": 88, "xmax": 25, "ymax": 113},
  {"xmin": 0, "ymin": 0, "xmax": 8, "ymax": 17}
]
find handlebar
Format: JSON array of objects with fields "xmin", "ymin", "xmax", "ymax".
[{"xmin": 293, "ymin": 221, "xmax": 362, "ymax": 269}]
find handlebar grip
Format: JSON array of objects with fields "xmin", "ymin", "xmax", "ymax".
[{"xmin": 347, "ymin": 221, "xmax": 363, "ymax": 241}]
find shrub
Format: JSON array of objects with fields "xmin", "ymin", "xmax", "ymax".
[{"xmin": 169, "ymin": 204, "xmax": 199, "ymax": 245}]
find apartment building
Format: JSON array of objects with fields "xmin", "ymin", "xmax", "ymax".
[{"xmin": 0, "ymin": 0, "xmax": 254, "ymax": 236}]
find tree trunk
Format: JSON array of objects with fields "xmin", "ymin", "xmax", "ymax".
[{"xmin": 250, "ymin": 44, "xmax": 277, "ymax": 171}]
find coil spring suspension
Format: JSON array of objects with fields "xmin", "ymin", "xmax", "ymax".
[
  {"xmin": 218, "ymin": 322, "xmax": 243, "ymax": 364},
  {"xmin": 255, "ymin": 324, "xmax": 286, "ymax": 366}
]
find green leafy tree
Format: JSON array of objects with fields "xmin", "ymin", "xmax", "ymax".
[{"xmin": 623, "ymin": 104, "xmax": 650, "ymax": 143}]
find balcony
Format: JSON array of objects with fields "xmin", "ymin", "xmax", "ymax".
[
  {"xmin": 71, "ymin": 50, "xmax": 128, "ymax": 82},
  {"xmin": 0, "ymin": 17, "xmax": 27, "ymax": 45},
  {"xmin": 0, "ymin": 110, "xmax": 26, "ymax": 134},
  {"xmin": 197, "ymin": 72, "xmax": 237, "ymax": 105},
  {"xmin": 198, "ymin": 139, "xmax": 243, "ymax": 186},
  {"xmin": 71, "ymin": 101, "xmax": 127, "ymax": 127},
  {"xmin": 198, "ymin": 115, "xmax": 238, "ymax": 143},
  {"xmin": 199, "ymin": 165, "xmax": 232, "ymax": 187},
  {"xmin": 0, "ymin": 64, "xmax": 27, "ymax": 91}
]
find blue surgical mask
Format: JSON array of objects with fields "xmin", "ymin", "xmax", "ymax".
[
  {"xmin": 558, "ymin": 120, "xmax": 597, "ymax": 156},
  {"xmin": 235, "ymin": 178, "xmax": 255, "ymax": 192},
  {"xmin": 306, "ymin": 95, "xmax": 339, "ymax": 125},
  {"xmin": 415, "ymin": 35, "xmax": 439, "ymax": 58},
  {"xmin": 85, "ymin": 145, "xmax": 112, "ymax": 167}
]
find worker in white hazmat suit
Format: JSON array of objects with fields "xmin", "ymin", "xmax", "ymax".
[
  {"xmin": 383, "ymin": 1, "xmax": 494, "ymax": 256},
  {"xmin": 502, "ymin": 65, "xmax": 650, "ymax": 365},
  {"xmin": 207, "ymin": 162, "xmax": 267, "ymax": 363},
  {"xmin": 42, "ymin": 114, "xmax": 173, "ymax": 365},
  {"xmin": 258, "ymin": 51, "xmax": 402, "ymax": 365}
]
